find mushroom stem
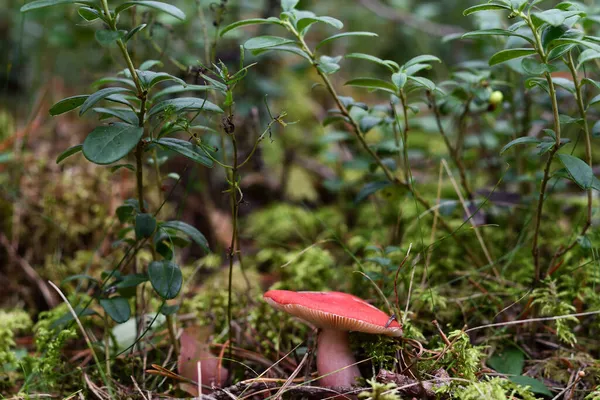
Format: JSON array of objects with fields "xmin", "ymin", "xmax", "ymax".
[{"xmin": 317, "ymin": 329, "xmax": 361, "ymax": 387}]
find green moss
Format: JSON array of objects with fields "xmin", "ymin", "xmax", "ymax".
[
  {"xmin": 422, "ymin": 330, "xmax": 485, "ymax": 382},
  {"xmin": 358, "ymin": 378, "xmax": 401, "ymax": 400},
  {"xmin": 20, "ymin": 304, "xmax": 79, "ymax": 392},
  {"xmin": 244, "ymin": 204, "xmax": 344, "ymax": 246},
  {"xmin": 350, "ymin": 333, "xmax": 400, "ymax": 371},
  {"xmin": 452, "ymin": 377, "xmax": 539, "ymax": 400},
  {"xmin": 271, "ymin": 246, "xmax": 339, "ymax": 291},
  {"xmin": 0, "ymin": 309, "xmax": 32, "ymax": 373},
  {"xmin": 532, "ymin": 278, "xmax": 578, "ymax": 345}
]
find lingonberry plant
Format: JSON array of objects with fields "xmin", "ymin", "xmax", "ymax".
[
  {"xmin": 462, "ymin": 0, "xmax": 600, "ymax": 286},
  {"xmin": 20, "ymin": 0, "xmax": 287, "ymax": 386}
]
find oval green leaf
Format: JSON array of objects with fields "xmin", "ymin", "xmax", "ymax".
[
  {"xmin": 56, "ymin": 144, "xmax": 83, "ymax": 164},
  {"xmin": 489, "ymin": 48, "xmax": 537, "ymax": 66},
  {"xmin": 316, "ymin": 31, "xmax": 378, "ymax": 50},
  {"xmin": 148, "ymin": 260, "xmax": 182, "ymax": 300},
  {"xmin": 82, "ymin": 123, "xmax": 144, "ymax": 165},
  {"xmin": 135, "ymin": 213, "xmax": 156, "ymax": 239},
  {"xmin": 160, "ymin": 220, "xmax": 209, "ymax": 252},
  {"xmin": 148, "ymin": 97, "xmax": 223, "ymax": 117},
  {"xmin": 49, "ymin": 95, "xmax": 89, "ymax": 116},
  {"xmin": 99, "ymin": 297, "xmax": 131, "ymax": 324},
  {"xmin": 220, "ymin": 18, "xmax": 281, "ymax": 37},
  {"xmin": 244, "ymin": 36, "xmax": 295, "ymax": 50},
  {"xmin": 558, "ymin": 153, "xmax": 594, "ymax": 189},
  {"xmin": 80, "ymin": 87, "xmax": 130, "ymax": 116},
  {"xmin": 154, "ymin": 138, "xmax": 214, "ymax": 167},
  {"xmin": 116, "ymin": 1, "xmax": 186, "ymax": 20}
]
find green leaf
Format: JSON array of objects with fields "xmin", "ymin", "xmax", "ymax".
[
  {"xmin": 532, "ymin": 9, "xmax": 585, "ymax": 27},
  {"xmin": 148, "ymin": 97, "xmax": 223, "ymax": 117},
  {"xmin": 161, "ymin": 220, "xmax": 209, "ymax": 252},
  {"xmin": 109, "ymin": 163, "xmax": 135, "ymax": 173},
  {"xmin": 552, "ymin": 38, "xmax": 600, "ymax": 53},
  {"xmin": 152, "ymin": 84, "xmax": 214, "ymax": 100},
  {"xmin": 281, "ymin": 0, "xmax": 299, "ymax": 12},
  {"xmin": 463, "ymin": 3, "xmax": 511, "ymax": 16},
  {"xmin": 95, "ymin": 30, "xmax": 126, "ymax": 46},
  {"xmin": 359, "ymin": 116, "xmax": 382, "ymax": 133},
  {"xmin": 124, "ymin": 24, "xmax": 147, "ymax": 42},
  {"xmin": 135, "ymin": 213, "xmax": 156, "ymax": 239},
  {"xmin": 93, "ymin": 107, "xmax": 139, "ymax": 125},
  {"xmin": 509, "ymin": 376, "xmax": 552, "ymax": 396},
  {"xmin": 462, "ymin": 29, "xmax": 534, "ymax": 44},
  {"xmin": 316, "ymin": 31, "xmax": 378, "ymax": 50},
  {"xmin": 80, "ymin": 87, "xmax": 130, "ymax": 116},
  {"xmin": 160, "ymin": 304, "xmax": 179, "ymax": 316},
  {"xmin": 489, "ymin": 48, "xmax": 537, "ymax": 66},
  {"xmin": 49, "ymin": 95, "xmax": 88, "ymax": 116},
  {"xmin": 355, "ymin": 181, "xmax": 392, "ymax": 203},
  {"xmin": 593, "ymin": 121, "xmax": 600, "ymax": 138},
  {"xmin": 99, "ymin": 297, "xmax": 131, "ymax": 324},
  {"xmin": 487, "ymin": 346, "xmax": 524, "ymax": 376},
  {"xmin": 244, "ymin": 36, "xmax": 295, "ymax": 50},
  {"xmin": 21, "ymin": 0, "xmax": 96, "ymax": 12},
  {"xmin": 250, "ymin": 44, "xmax": 311, "ymax": 61},
  {"xmin": 116, "ymin": 1, "xmax": 186, "ymax": 21},
  {"xmin": 404, "ymin": 54, "xmax": 441, "ymax": 68},
  {"xmin": 345, "ymin": 53, "xmax": 398, "ymax": 72},
  {"xmin": 56, "ymin": 144, "xmax": 83, "ymax": 164},
  {"xmin": 521, "ymin": 58, "xmax": 557, "ymax": 75},
  {"xmin": 345, "ymin": 77, "xmax": 397, "ymax": 94},
  {"xmin": 404, "ymin": 63, "xmax": 431, "ymax": 76},
  {"xmin": 297, "ymin": 16, "xmax": 343, "ymax": 33},
  {"xmin": 588, "ymin": 94, "xmax": 600, "ymax": 108},
  {"xmin": 558, "ymin": 153, "xmax": 594, "ymax": 189},
  {"xmin": 220, "ymin": 18, "xmax": 282, "ymax": 37},
  {"xmin": 82, "ymin": 123, "xmax": 144, "ymax": 165},
  {"xmin": 137, "ymin": 70, "xmax": 185, "ymax": 90},
  {"xmin": 577, "ymin": 49, "xmax": 600, "ymax": 69},
  {"xmin": 500, "ymin": 137, "xmax": 541, "ymax": 154},
  {"xmin": 78, "ymin": 6, "xmax": 100, "ymax": 21},
  {"xmin": 139, "ymin": 60, "xmax": 162, "ymax": 71},
  {"xmin": 407, "ymin": 76, "xmax": 436, "ymax": 91},
  {"xmin": 148, "ymin": 260, "xmax": 182, "ymax": 300},
  {"xmin": 392, "ymin": 72, "xmax": 407, "ymax": 89},
  {"xmin": 115, "ymin": 273, "xmax": 148, "ymax": 289},
  {"xmin": 153, "ymin": 138, "xmax": 214, "ymax": 167}
]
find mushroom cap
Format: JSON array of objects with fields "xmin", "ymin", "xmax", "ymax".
[{"xmin": 263, "ymin": 290, "xmax": 402, "ymax": 337}]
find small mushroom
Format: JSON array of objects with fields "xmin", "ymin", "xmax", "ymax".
[{"xmin": 263, "ymin": 290, "xmax": 402, "ymax": 388}]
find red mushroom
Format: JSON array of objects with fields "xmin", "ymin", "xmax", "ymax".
[{"xmin": 263, "ymin": 290, "xmax": 402, "ymax": 388}]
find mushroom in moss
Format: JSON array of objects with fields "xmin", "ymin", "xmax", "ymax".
[{"xmin": 263, "ymin": 290, "xmax": 402, "ymax": 388}]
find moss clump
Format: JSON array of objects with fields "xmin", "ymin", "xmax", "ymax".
[
  {"xmin": 350, "ymin": 333, "xmax": 400, "ymax": 372},
  {"xmin": 422, "ymin": 330, "xmax": 485, "ymax": 382},
  {"xmin": 19, "ymin": 304, "xmax": 79, "ymax": 392},
  {"xmin": 358, "ymin": 378, "xmax": 401, "ymax": 400},
  {"xmin": 453, "ymin": 377, "xmax": 539, "ymax": 400},
  {"xmin": 244, "ymin": 204, "xmax": 344, "ymax": 246},
  {"xmin": 271, "ymin": 246, "xmax": 338, "ymax": 291},
  {"xmin": 0, "ymin": 309, "xmax": 32, "ymax": 383}
]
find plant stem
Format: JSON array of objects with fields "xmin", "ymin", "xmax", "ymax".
[
  {"xmin": 165, "ymin": 314, "xmax": 180, "ymax": 355},
  {"xmin": 549, "ymin": 53, "xmax": 594, "ymax": 265},
  {"xmin": 531, "ymin": 72, "xmax": 561, "ymax": 285},
  {"xmin": 521, "ymin": 13, "xmax": 562, "ymax": 285},
  {"xmin": 226, "ymin": 108, "xmax": 239, "ymax": 364}
]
